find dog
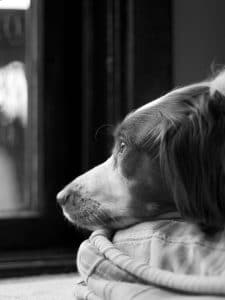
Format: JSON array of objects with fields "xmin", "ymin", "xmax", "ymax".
[{"xmin": 57, "ymin": 70, "xmax": 225, "ymax": 233}]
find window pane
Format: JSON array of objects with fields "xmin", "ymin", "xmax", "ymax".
[{"xmin": 0, "ymin": 0, "xmax": 40, "ymax": 216}]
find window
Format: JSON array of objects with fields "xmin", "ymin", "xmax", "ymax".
[
  {"xmin": 0, "ymin": 0, "xmax": 40, "ymax": 216},
  {"xmin": 0, "ymin": 0, "xmax": 83, "ymax": 277},
  {"xmin": 0, "ymin": 0, "xmax": 174, "ymax": 277}
]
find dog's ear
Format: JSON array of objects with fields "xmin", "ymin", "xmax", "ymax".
[{"xmin": 160, "ymin": 90, "xmax": 225, "ymax": 233}]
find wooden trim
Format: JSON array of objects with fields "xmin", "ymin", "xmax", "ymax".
[
  {"xmin": 113, "ymin": 0, "xmax": 122, "ymax": 121},
  {"xmin": 126, "ymin": 0, "xmax": 134, "ymax": 112},
  {"xmin": 25, "ymin": 0, "xmax": 42, "ymax": 211},
  {"xmin": 106, "ymin": 0, "xmax": 135, "ymax": 123},
  {"xmin": 81, "ymin": 0, "xmax": 136, "ymax": 170},
  {"xmin": 0, "ymin": 250, "xmax": 76, "ymax": 278},
  {"xmin": 82, "ymin": 0, "xmax": 93, "ymax": 171},
  {"xmin": 106, "ymin": 0, "xmax": 114, "ymax": 125}
]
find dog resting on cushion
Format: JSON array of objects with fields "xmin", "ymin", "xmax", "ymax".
[{"xmin": 57, "ymin": 70, "xmax": 225, "ymax": 234}]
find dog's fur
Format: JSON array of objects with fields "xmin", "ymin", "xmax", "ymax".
[{"xmin": 57, "ymin": 70, "xmax": 225, "ymax": 233}]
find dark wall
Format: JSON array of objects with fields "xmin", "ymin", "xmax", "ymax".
[
  {"xmin": 134, "ymin": 1, "xmax": 172, "ymax": 107},
  {"xmin": 173, "ymin": 0, "xmax": 225, "ymax": 86}
]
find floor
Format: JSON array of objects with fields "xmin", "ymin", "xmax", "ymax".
[{"xmin": 0, "ymin": 273, "xmax": 80, "ymax": 300}]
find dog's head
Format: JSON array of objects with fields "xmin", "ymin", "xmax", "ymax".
[{"xmin": 57, "ymin": 70, "xmax": 225, "ymax": 232}]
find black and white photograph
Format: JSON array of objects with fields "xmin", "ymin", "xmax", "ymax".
[{"xmin": 1, "ymin": 0, "xmax": 225, "ymax": 299}]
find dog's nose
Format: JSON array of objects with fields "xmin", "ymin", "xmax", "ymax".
[{"xmin": 56, "ymin": 189, "xmax": 70, "ymax": 206}]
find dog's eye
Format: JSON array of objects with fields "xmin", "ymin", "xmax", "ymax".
[{"xmin": 119, "ymin": 141, "xmax": 126, "ymax": 154}]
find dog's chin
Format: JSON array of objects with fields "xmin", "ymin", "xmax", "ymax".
[
  {"xmin": 62, "ymin": 207, "xmax": 139, "ymax": 231},
  {"xmin": 62, "ymin": 208, "xmax": 104, "ymax": 231}
]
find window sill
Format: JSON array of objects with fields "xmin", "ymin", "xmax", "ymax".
[{"xmin": 0, "ymin": 273, "xmax": 79, "ymax": 299}]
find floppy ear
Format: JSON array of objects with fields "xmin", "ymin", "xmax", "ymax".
[{"xmin": 160, "ymin": 91, "xmax": 225, "ymax": 233}]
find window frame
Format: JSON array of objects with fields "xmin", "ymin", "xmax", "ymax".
[{"xmin": 0, "ymin": 0, "xmax": 172, "ymax": 277}]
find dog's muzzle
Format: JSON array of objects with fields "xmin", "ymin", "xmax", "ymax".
[{"xmin": 56, "ymin": 157, "xmax": 133, "ymax": 229}]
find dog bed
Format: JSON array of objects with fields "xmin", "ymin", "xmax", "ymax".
[{"xmin": 74, "ymin": 220, "xmax": 225, "ymax": 299}]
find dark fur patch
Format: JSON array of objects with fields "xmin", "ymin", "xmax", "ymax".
[
  {"xmin": 113, "ymin": 107, "xmax": 175, "ymax": 219},
  {"xmin": 115, "ymin": 108, "xmax": 162, "ymax": 148},
  {"xmin": 120, "ymin": 149, "xmax": 144, "ymax": 179},
  {"xmin": 160, "ymin": 91, "xmax": 225, "ymax": 232}
]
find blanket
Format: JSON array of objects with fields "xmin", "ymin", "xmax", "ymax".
[{"xmin": 74, "ymin": 220, "xmax": 225, "ymax": 299}]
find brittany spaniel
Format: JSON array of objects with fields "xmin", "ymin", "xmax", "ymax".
[{"xmin": 57, "ymin": 70, "xmax": 225, "ymax": 234}]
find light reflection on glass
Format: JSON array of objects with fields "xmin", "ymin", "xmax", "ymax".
[
  {"xmin": 0, "ymin": 62, "xmax": 27, "ymax": 211},
  {"xmin": 0, "ymin": 0, "xmax": 30, "ymax": 10},
  {"xmin": 0, "ymin": 0, "xmax": 38, "ymax": 215}
]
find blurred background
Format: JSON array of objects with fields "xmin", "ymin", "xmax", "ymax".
[{"xmin": 0, "ymin": 0, "xmax": 225, "ymax": 277}]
